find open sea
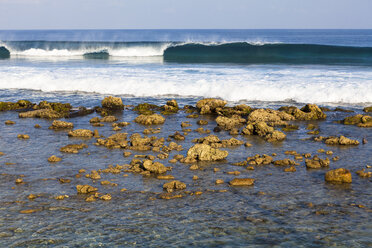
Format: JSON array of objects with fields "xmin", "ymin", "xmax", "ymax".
[{"xmin": 0, "ymin": 30, "xmax": 371, "ymax": 247}]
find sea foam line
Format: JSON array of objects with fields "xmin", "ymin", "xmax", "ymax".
[{"xmin": 0, "ymin": 66, "xmax": 371, "ymax": 104}]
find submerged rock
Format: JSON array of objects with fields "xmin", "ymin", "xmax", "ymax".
[
  {"xmin": 246, "ymin": 154, "xmax": 273, "ymax": 165},
  {"xmin": 19, "ymin": 109, "xmax": 62, "ymax": 119},
  {"xmin": 4, "ymin": 120, "xmax": 15, "ymax": 125},
  {"xmin": 323, "ymin": 136, "xmax": 359, "ymax": 146},
  {"xmin": 356, "ymin": 169, "xmax": 372, "ymax": 178},
  {"xmin": 325, "ymin": 168, "xmax": 352, "ymax": 183},
  {"xmin": 60, "ymin": 143, "xmax": 88, "ymax": 153}
]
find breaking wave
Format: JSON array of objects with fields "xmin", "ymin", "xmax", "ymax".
[{"xmin": 1, "ymin": 41, "xmax": 372, "ymax": 65}]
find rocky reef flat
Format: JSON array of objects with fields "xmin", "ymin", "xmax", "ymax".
[{"xmin": 0, "ymin": 95, "xmax": 371, "ymax": 247}]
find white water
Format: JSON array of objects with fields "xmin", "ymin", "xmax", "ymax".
[
  {"xmin": 1, "ymin": 41, "xmax": 278, "ymax": 58},
  {"xmin": 0, "ymin": 64, "xmax": 371, "ymax": 104}
]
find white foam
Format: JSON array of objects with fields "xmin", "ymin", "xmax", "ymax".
[
  {"xmin": 0, "ymin": 65, "xmax": 371, "ymax": 104},
  {"xmin": 7, "ymin": 43, "xmax": 171, "ymax": 58},
  {"xmin": 4, "ymin": 41, "xmax": 279, "ymax": 58}
]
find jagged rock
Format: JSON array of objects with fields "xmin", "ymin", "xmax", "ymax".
[
  {"xmin": 273, "ymin": 159, "xmax": 298, "ymax": 166},
  {"xmin": 247, "ymin": 109, "xmax": 294, "ymax": 126},
  {"xmin": 323, "ymin": 136, "xmax": 359, "ymax": 145},
  {"xmin": 129, "ymin": 133, "xmax": 151, "ymax": 150},
  {"xmin": 101, "ymin": 116, "xmax": 118, "ymax": 122},
  {"xmin": 134, "ymin": 114, "xmax": 165, "ymax": 125},
  {"xmin": 162, "ymin": 100, "xmax": 179, "ymax": 113},
  {"xmin": 279, "ymin": 104, "xmax": 326, "ymax": 120},
  {"xmin": 215, "ymin": 104, "xmax": 252, "ymax": 117},
  {"xmin": 169, "ymin": 131, "xmax": 185, "ymax": 141},
  {"xmin": 96, "ymin": 133, "xmax": 128, "ymax": 149},
  {"xmin": 68, "ymin": 129, "xmax": 93, "ymax": 138},
  {"xmin": 76, "ymin": 185, "xmax": 98, "ymax": 194},
  {"xmin": 215, "ymin": 115, "xmax": 246, "ymax": 130},
  {"xmin": 305, "ymin": 156, "xmax": 330, "ymax": 169},
  {"xmin": 242, "ymin": 122, "xmax": 286, "ymax": 142},
  {"xmin": 356, "ymin": 169, "xmax": 372, "ymax": 178},
  {"xmin": 49, "ymin": 120, "xmax": 74, "ymax": 129},
  {"xmin": 196, "ymin": 98, "xmax": 227, "ymax": 114},
  {"xmin": 100, "ymin": 194, "xmax": 112, "ymax": 201},
  {"xmin": 221, "ymin": 138, "xmax": 245, "ymax": 146},
  {"xmin": 101, "ymin": 96, "xmax": 124, "ymax": 110},
  {"xmin": 229, "ymin": 178, "xmax": 255, "ymax": 186},
  {"xmin": 0, "ymin": 100, "xmax": 33, "ymax": 111},
  {"xmin": 246, "ymin": 154, "xmax": 273, "ymax": 165},
  {"xmin": 19, "ymin": 109, "xmax": 62, "ymax": 119},
  {"xmin": 342, "ymin": 114, "xmax": 372, "ymax": 127},
  {"xmin": 163, "ymin": 180, "xmax": 186, "ymax": 193},
  {"xmin": 86, "ymin": 170, "xmax": 101, "ymax": 180},
  {"xmin": 133, "ymin": 103, "xmax": 160, "ymax": 115},
  {"xmin": 60, "ymin": 143, "xmax": 88, "ymax": 153},
  {"xmin": 325, "ymin": 168, "xmax": 352, "ymax": 183},
  {"xmin": 184, "ymin": 144, "xmax": 228, "ymax": 162},
  {"xmin": 142, "ymin": 160, "xmax": 167, "ymax": 174}
]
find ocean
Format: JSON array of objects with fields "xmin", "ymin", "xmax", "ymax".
[
  {"xmin": 1, "ymin": 29, "xmax": 372, "ymax": 104},
  {"xmin": 0, "ymin": 30, "xmax": 371, "ymax": 247}
]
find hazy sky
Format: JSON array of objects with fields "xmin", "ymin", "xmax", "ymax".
[{"xmin": 0, "ymin": 0, "xmax": 371, "ymax": 29}]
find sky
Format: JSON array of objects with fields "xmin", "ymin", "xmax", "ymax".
[{"xmin": 0, "ymin": 0, "xmax": 371, "ymax": 29}]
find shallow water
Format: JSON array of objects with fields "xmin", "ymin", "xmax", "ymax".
[{"xmin": 0, "ymin": 91, "xmax": 371, "ymax": 247}]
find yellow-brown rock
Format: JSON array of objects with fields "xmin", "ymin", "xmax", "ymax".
[
  {"xmin": 229, "ymin": 178, "xmax": 255, "ymax": 186},
  {"xmin": 134, "ymin": 114, "xmax": 165, "ymax": 125},
  {"xmin": 101, "ymin": 96, "xmax": 124, "ymax": 110},
  {"xmin": 163, "ymin": 180, "xmax": 186, "ymax": 193},
  {"xmin": 184, "ymin": 144, "xmax": 228, "ymax": 162},
  {"xmin": 49, "ymin": 120, "xmax": 73, "ymax": 129},
  {"xmin": 325, "ymin": 168, "xmax": 352, "ymax": 183},
  {"xmin": 68, "ymin": 129, "xmax": 93, "ymax": 138},
  {"xmin": 196, "ymin": 98, "xmax": 227, "ymax": 114},
  {"xmin": 76, "ymin": 184, "xmax": 98, "ymax": 194},
  {"xmin": 48, "ymin": 155, "xmax": 62, "ymax": 163}
]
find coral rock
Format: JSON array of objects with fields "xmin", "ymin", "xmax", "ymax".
[{"xmin": 325, "ymin": 168, "xmax": 352, "ymax": 183}]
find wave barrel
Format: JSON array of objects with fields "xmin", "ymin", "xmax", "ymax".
[{"xmin": 163, "ymin": 43, "xmax": 372, "ymax": 65}]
